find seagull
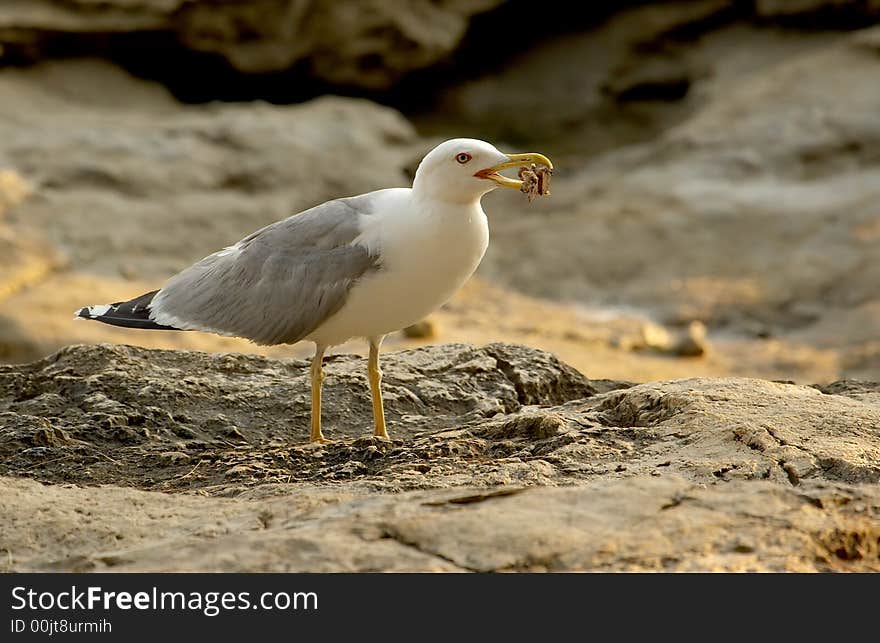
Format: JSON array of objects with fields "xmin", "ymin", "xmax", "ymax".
[{"xmin": 75, "ymin": 139, "xmax": 553, "ymax": 443}]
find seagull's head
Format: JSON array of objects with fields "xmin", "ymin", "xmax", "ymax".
[{"xmin": 412, "ymin": 138, "xmax": 553, "ymax": 204}]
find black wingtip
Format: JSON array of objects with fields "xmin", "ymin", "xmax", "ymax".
[{"xmin": 74, "ymin": 291, "xmax": 181, "ymax": 331}]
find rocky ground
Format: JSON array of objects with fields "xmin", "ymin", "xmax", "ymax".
[
  {"xmin": 477, "ymin": 26, "xmax": 880, "ymax": 383},
  {"xmin": 0, "ymin": 52, "xmax": 858, "ymax": 383},
  {"xmin": 1, "ymin": 1, "xmax": 879, "ymax": 572},
  {"xmin": 1, "ymin": 343, "xmax": 878, "ymax": 571},
  {"xmin": 0, "ymin": 0, "xmax": 504, "ymax": 88}
]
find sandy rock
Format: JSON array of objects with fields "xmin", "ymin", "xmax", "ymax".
[
  {"xmin": 432, "ymin": 279, "xmax": 836, "ymax": 384},
  {"xmin": 755, "ymin": 0, "xmax": 880, "ymax": 19},
  {"xmin": 0, "ymin": 60, "xmax": 418, "ymax": 278},
  {"xmin": 383, "ymin": 478, "xmax": 880, "ymax": 572},
  {"xmin": 402, "ymin": 318, "xmax": 439, "ymax": 339},
  {"xmin": 0, "ymin": 59, "xmax": 422, "ymax": 362},
  {"xmin": 482, "ymin": 27, "xmax": 880, "ymax": 380},
  {"xmin": 1, "ymin": 342, "xmax": 878, "ymax": 571},
  {"xmin": 615, "ymin": 319, "xmax": 708, "ymax": 358},
  {"xmin": 3, "ymin": 474, "xmax": 878, "ymax": 572},
  {"xmin": 672, "ymin": 320, "xmax": 708, "ymax": 357},
  {"xmin": 0, "ymin": 169, "xmax": 30, "ymax": 214},
  {"xmin": 0, "ymin": 232, "xmax": 63, "ymax": 304},
  {"xmin": 418, "ymin": 2, "xmax": 867, "ymax": 155},
  {"xmin": 0, "ymin": 342, "xmax": 595, "ymax": 453},
  {"xmin": 0, "ymin": 168, "xmax": 64, "ymax": 346},
  {"xmin": 424, "ymin": 0, "xmax": 732, "ymax": 151},
  {"xmin": 0, "ymin": 60, "xmax": 828, "ymax": 384},
  {"xmin": 0, "ymin": 0, "xmax": 501, "ymax": 88}
]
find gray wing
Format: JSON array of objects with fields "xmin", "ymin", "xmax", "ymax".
[{"xmin": 149, "ymin": 196, "xmax": 380, "ymax": 345}]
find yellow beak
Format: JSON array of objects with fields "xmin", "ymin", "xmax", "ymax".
[{"xmin": 474, "ymin": 152, "xmax": 554, "ymax": 189}]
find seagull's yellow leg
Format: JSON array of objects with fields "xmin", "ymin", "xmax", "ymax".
[
  {"xmin": 310, "ymin": 345, "xmax": 328, "ymax": 443},
  {"xmin": 368, "ymin": 337, "xmax": 389, "ymax": 439}
]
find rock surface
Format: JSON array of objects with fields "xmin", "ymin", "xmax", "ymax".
[
  {"xmin": 1, "ymin": 2, "xmax": 878, "ymax": 574},
  {"xmin": 0, "ymin": 59, "xmax": 418, "ymax": 278},
  {"xmin": 0, "ymin": 6, "xmax": 878, "ymax": 383},
  {"xmin": 416, "ymin": 1, "xmax": 880, "ymax": 152},
  {"xmin": 1, "ymin": 343, "xmax": 878, "ymax": 571},
  {"xmin": 479, "ymin": 26, "xmax": 880, "ymax": 380},
  {"xmin": 0, "ymin": 59, "xmax": 425, "ymax": 363},
  {"xmin": 0, "ymin": 58, "xmax": 843, "ymax": 384},
  {"xmin": 0, "ymin": 0, "xmax": 501, "ymax": 88}
]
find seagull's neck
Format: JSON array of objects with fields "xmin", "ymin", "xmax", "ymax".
[{"xmin": 410, "ymin": 185, "xmax": 485, "ymax": 211}]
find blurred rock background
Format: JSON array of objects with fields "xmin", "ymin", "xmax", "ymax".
[{"xmin": 1, "ymin": 0, "xmax": 878, "ymax": 382}]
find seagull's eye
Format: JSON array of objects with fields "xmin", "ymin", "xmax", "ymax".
[{"xmin": 455, "ymin": 152, "xmax": 472, "ymax": 164}]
